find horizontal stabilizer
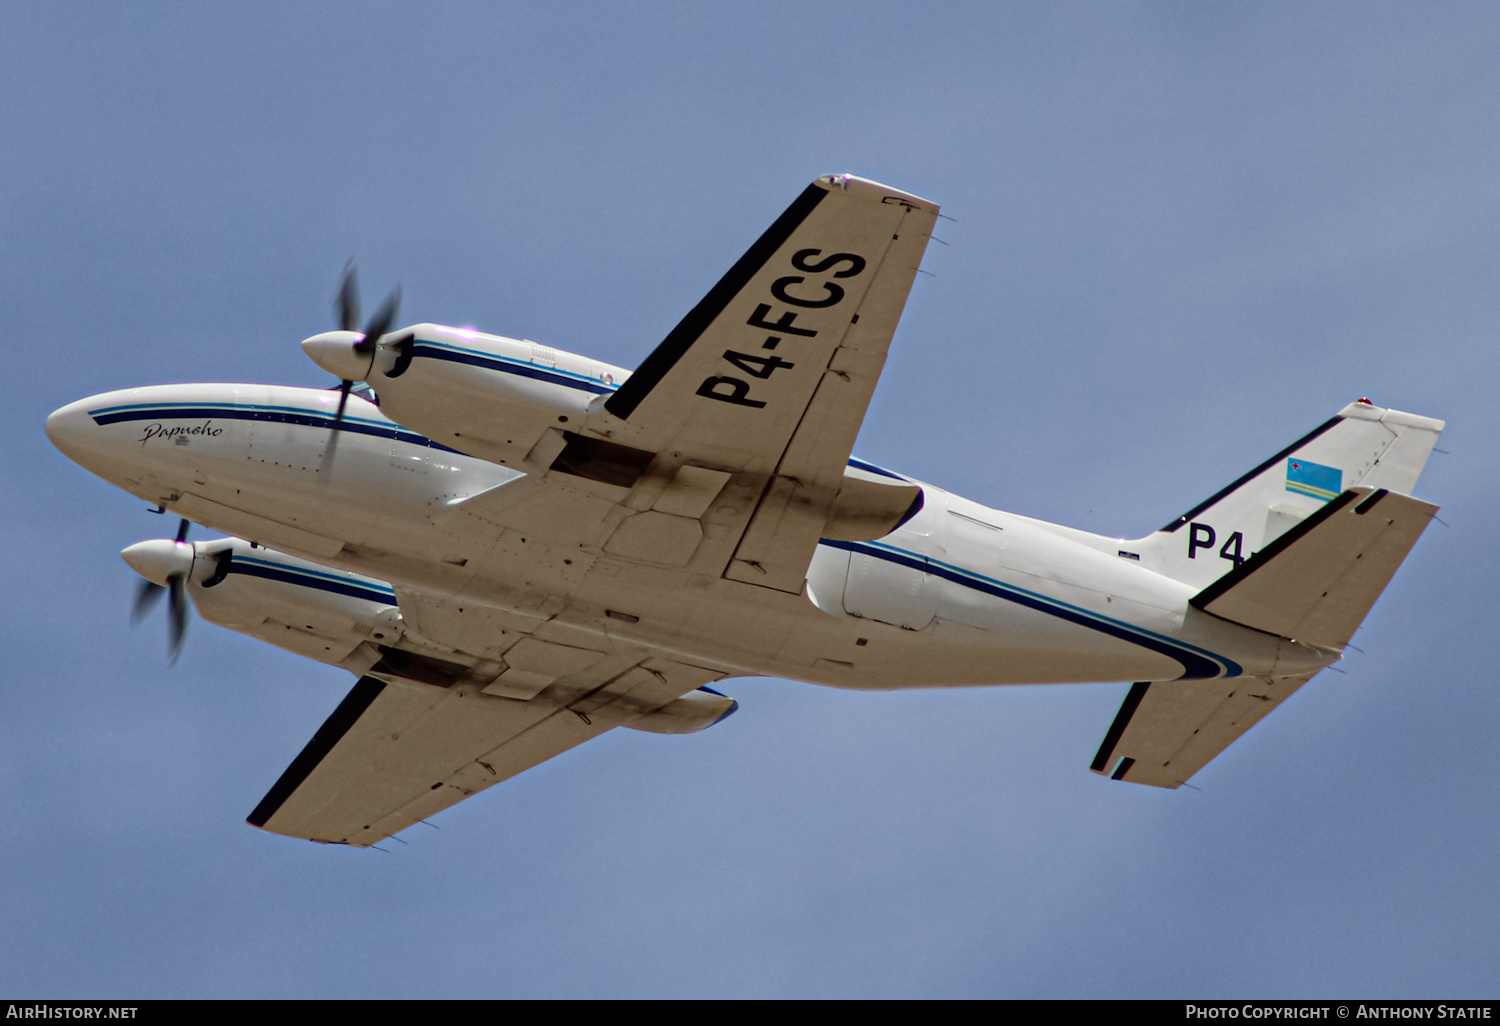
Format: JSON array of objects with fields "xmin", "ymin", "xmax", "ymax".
[
  {"xmin": 1091, "ymin": 674, "xmax": 1313, "ymax": 788},
  {"xmin": 1191, "ymin": 487, "xmax": 1437, "ymax": 649}
]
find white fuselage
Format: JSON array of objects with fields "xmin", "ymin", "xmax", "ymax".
[{"xmin": 46, "ymin": 326, "xmax": 1334, "ymax": 690}]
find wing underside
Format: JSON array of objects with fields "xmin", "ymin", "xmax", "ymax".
[{"xmin": 249, "ymin": 656, "xmax": 722, "ymax": 846}]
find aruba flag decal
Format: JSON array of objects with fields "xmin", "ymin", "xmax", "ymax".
[{"xmin": 1286, "ymin": 458, "xmax": 1342, "ymax": 501}]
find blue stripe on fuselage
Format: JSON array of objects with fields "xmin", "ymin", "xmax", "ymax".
[
  {"xmin": 87, "ymin": 401, "xmax": 463, "ymax": 455},
  {"xmin": 822, "ymin": 538, "xmax": 1240, "ymax": 680}
]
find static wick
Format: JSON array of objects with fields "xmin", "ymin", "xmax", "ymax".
[{"xmin": 1433, "ymin": 515, "xmax": 1451, "ymax": 528}]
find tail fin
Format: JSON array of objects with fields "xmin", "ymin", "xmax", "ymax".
[{"xmin": 1134, "ymin": 400, "xmax": 1444, "ymax": 591}]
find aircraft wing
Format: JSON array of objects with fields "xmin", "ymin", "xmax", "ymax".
[
  {"xmin": 549, "ymin": 174, "xmax": 938, "ymax": 593},
  {"xmin": 1089, "ymin": 674, "xmax": 1315, "ymax": 789},
  {"xmin": 248, "ymin": 656, "xmax": 722, "ymax": 846}
]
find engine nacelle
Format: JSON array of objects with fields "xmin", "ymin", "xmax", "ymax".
[
  {"xmin": 307, "ymin": 322, "xmax": 627, "ymax": 468},
  {"xmin": 127, "ymin": 536, "xmax": 406, "ymax": 670}
]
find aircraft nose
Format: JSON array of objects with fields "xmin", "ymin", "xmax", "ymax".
[{"xmin": 45, "ymin": 397, "xmax": 101, "ymax": 463}]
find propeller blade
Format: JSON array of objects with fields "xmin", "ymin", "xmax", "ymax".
[
  {"xmin": 167, "ymin": 574, "xmax": 188, "ymax": 664},
  {"xmin": 174, "ymin": 517, "xmax": 191, "ymax": 544},
  {"xmin": 336, "ymin": 261, "xmax": 360, "ymax": 332},
  {"xmin": 131, "ymin": 579, "xmax": 165, "ymax": 624},
  {"xmin": 321, "ymin": 378, "xmax": 355, "ymax": 479},
  {"xmin": 356, "ymin": 287, "xmax": 401, "ymax": 356},
  {"xmin": 333, "ymin": 378, "xmax": 353, "ymax": 426}
]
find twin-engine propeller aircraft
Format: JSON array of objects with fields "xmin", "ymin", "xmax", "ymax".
[{"xmin": 47, "ymin": 174, "xmax": 1444, "ymax": 847}]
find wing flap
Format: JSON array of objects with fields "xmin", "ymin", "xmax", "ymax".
[
  {"xmin": 724, "ymin": 345, "xmax": 901, "ymax": 592},
  {"xmin": 1091, "ymin": 674, "xmax": 1313, "ymax": 788},
  {"xmin": 1192, "ymin": 487, "xmax": 1438, "ymax": 649}
]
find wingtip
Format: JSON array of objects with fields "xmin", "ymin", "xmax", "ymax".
[{"xmin": 816, "ymin": 173, "xmax": 938, "ymax": 211}]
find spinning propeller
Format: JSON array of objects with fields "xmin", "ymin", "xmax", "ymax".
[
  {"xmin": 303, "ymin": 264, "xmax": 406, "ymax": 475},
  {"xmin": 330, "ymin": 262, "xmax": 400, "ymax": 433},
  {"xmin": 122, "ymin": 519, "xmax": 232, "ymax": 664},
  {"xmin": 123, "ymin": 517, "xmax": 194, "ymax": 663}
]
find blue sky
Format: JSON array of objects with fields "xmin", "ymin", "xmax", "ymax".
[{"xmin": 4, "ymin": 2, "xmax": 1497, "ymax": 997}]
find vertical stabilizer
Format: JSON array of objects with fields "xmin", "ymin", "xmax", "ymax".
[{"xmin": 1135, "ymin": 401, "xmax": 1443, "ymax": 590}]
